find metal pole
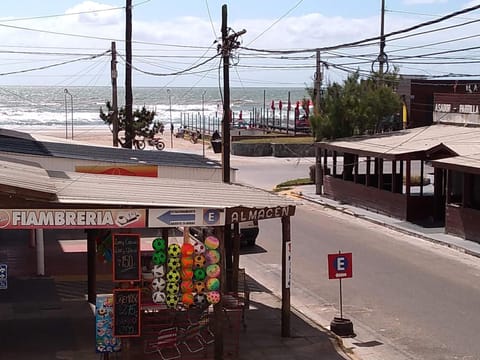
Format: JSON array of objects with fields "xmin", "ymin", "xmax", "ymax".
[
  {"xmin": 339, "ymin": 278, "xmax": 343, "ymax": 319},
  {"xmin": 167, "ymin": 89, "xmax": 173, "ymax": 148},
  {"xmin": 202, "ymin": 90, "xmax": 206, "ymax": 158},
  {"xmin": 64, "ymin": 90, "xmax": 68, "ymax": 139},
  {"xmin": 64, "ymin": 89, "xmax": 73, "ymax": 140}
]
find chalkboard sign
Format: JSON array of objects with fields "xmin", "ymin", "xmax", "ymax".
[
  {"xmin": 112, "ymin": 234, "xmax": 140, "ymax": 282},
  {"xmin": 113, "ymin": 289, "xmax": 141, "ymax": 337}
]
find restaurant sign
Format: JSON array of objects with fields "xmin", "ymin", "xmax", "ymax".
[
  {"xmin": 0, "ymin": 209, "xmax": 146, "ymax": 229},
  {"xmin": 226, "ymin": 205, "xmax": 296, "ymax": 224}
]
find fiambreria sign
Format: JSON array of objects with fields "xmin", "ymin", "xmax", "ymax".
[{"xmin": 0, "ymin": 209, "xmax": 146, "ymax": 229}]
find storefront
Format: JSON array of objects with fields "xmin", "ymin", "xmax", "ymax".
[{"xmin": 0, "ymin": 158, "xmax": 297, "ymax": 359}]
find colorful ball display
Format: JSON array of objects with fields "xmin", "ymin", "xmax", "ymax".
[
  {"xmin": 181, "ymin": 268, "xmax": 194, "ymax": 281},
  {"xmin": 194, "ymin": 241, "xmax": 206, "ymax": 254},
  {"xmin": 152, "ymin": 237, "xmax": 166, "ymax": 252},
  {"xmin": 151, "ymin": 264, "xmax": 165, "ymax": 278},
  {"xmin": 205, "ymin": 249, "xmax": 220, "ymax": 264},
  {"xmin": 194, "ymin": 268, "xmax": 206, "ymax": 281},
  {"xmin": 206, "ymin": 277, "xmax": 220, "ymax": 291},
  {"xmin": 152, "ymin": 291, "xmax": 166, "ymax": 304},
  {"xmin": 193, "ymin": 254, "xmax": 206, "ymax": 269},
  {"xmin": 166, "ymin": 270, "xmax": 181, "ymax": 283},
  {"xmin": 166, "ymin": 282, "xmax": 179, "ymax": 294},
  {"xmin": 152, "ymin": 277, "xmax": 166, "ymax": 291},
  {"xmin": 168, "ymin": 257, "xmax": 181, "ymax": 271},
  {"xmin": 181, "ymin": 243, "xmax": 195, "ymax": 257},
  {"xmin": 182, "ymin": 292, "xmax": 194, "ymax": 306},
  {"xmin": 206, "ymin": 264, "xmax": 221, "ymax": 278},
  {"xmin": 205, "ymin": 236, "xmax": 219, "ymax": 250},
  {"xmin": 194, "ymin": 280, "xmax": 206, "ymax": 293},
  {"xmin": 181, "ymin": 280, "xmax": 194, "ymax": 293},
  {"xmin": 152, "ymin": 251, "xmax": 166, "ymax": 265},
  {"xmin": 166, "ymin": 293, "xmax": 178, "ymax": 308},
  {"xmin": 181, "ymin": 256, "xmax": 194, "ymax": 268},
  {"xmin": 206, "ymin": 291, "xmax": 221, "ymax": 304},
  {"xmin": 168, "ymin": 244, "xmax": 181, "ymax": 257}
]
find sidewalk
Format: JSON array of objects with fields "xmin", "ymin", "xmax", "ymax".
[{"xmin": 292, "ymin": 184, "xmax": 480, "ymax": 258}]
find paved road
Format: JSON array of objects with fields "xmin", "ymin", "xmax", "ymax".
[{"xmin": 232, "ymin": 155, "xmax": 480, "ymax": 360}]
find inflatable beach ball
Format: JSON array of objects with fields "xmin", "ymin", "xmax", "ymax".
[
  {"xmin": 206, "ymin": 264, "xmax": 221, "ymax": 278},
  {"xmin": 205, "ymin": 236, "xmax": 219, "ymax": 250},
  {"xmin": 205, "ymin": 249, "xmax": 220, "ymax": 264}
]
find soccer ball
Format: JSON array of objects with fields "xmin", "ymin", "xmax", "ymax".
[
  {"xmin": 167, "ymin": 257, "xmax": 181, "ymax": 271},
  {"xmin": 206, "ymin": 291, "xmax": 221, "ymax": 304},
  {"xmin": 168, "ymin": 244, "xmax": 181, "ymax": 258},
  {"xmin": 194, "ymin": 293, "xmax": 207, "ymax": 307},
  {"xmin": 166, "ymin": 293, "xmax": 178, "ymax": 308},
  {"xmin": 193, "ymin": 240, "xmax": 205, "ymax": 254},
  {"xmin": 194, "ymin": 280, "xmax": 206, "ymax": 293},
  {"xmin": 166, "ymin": 282, "xmax": 179, "ymax": 294},
  {"xmin": 152, "ymin": 251, "xmax": 166, "ymax": 265},
  {"xmin": 193, "ymin": 254, "xmax": 206, "ymax": 269},
  {"xmin": 152, "ymin": 277, "xmax": 166, "ymax": 291},
  {"xmin": 181, "ymin": 256, "xmax": 194, "ymax": 268},
  {"xmin": 152, "ymin": 237, "xmax": 166, "ymax": 252},
  {"xmin": 194, "ymin": 268, "xmax": 206, "ymax": 281},
  {"xmin": 151, "ymin": 265, "xmax": 165, "ymax": 278},
  {"xmin": 166, "ymin": 270, "xmax": 181, "ymax": 283},
  {"xmin": 152, "ymin": 291, "xmax": 166, "ymax": 304}
]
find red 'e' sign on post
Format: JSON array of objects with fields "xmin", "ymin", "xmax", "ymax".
[{"xmin": 328, "ymin": 252, "xmax": 353, "ymax": 279}]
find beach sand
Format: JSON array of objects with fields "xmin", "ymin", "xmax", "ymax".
[{"xmin": 25, "ymin": 126, "xmax": 213, "ymax": 155}]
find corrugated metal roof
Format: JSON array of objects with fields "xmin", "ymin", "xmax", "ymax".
[
  {"xmin": 51, "ymin": 171, "xmax": 296, "ymax": 209},
  {"xmin": 0, "ymin": 158, "xmax": 56, "ymax": 196},
  {"xmin": 0, "ymin": 129, "xmax": 221, "ymax": 169},
  {"xmin": 316, "ymin": 124, "xmax": 480, "ymax": 159},
  {"xmin": 0, "ymin": 157, "xmax": 296, "ymax": 210}
]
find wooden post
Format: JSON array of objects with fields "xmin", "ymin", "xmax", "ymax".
[
  {"xmin": 366, "ymin": 157, "xmax": 371, "ymax": 186},
  {"xmin": 213, "ymin": 226, "xmax": 225, "ymax": 360},
  {"xmin": 221, "ymin": 4, "xmax": 231, "ymax": 183},
  {"xmin": 378, "ymin": 158, "xmax": 384, "ymax": 189},
  {"xmin": 281, "ymin": 216, "xmax": 291, "ymax": 337},
  {"xmin": 406, "ymin": 160, "xmax": 411, "ymax": 196},
  {"xmin": 232, "ymin": 223, "xmax": 240, "ymax": 293},
  {"xmin": 87, "ymin": 230, "xmax": 96, "ymax": 305},
  {"xmin": 392, "ymin": 160, "xmax": 397, "ymax": 193}
]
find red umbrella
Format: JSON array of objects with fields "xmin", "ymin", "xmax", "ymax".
[
  {"xmin": 271, "ymin": 100, "xmax": 275, "ymax": 110},
  {"xmin": 279, "ymin": 100, "xmax": 283, "ymax": 110}
]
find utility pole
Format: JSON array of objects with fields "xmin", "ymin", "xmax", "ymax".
[
  {"xmin": 124, "ymin": 0, "xmax": 133, "ymax": 149},
  {"xmin": 379, "ymin": 0, "xmax": 386, "ymax": 78},
  {"xmin": 314, "ymin": 49, "xmax": 322, "ymax": 114},
  {"xmin": 220, "ymin": 4, "xmax": 246, "ymax": 184},
  {"xmin": 221, "ymin": 5, "xmax": 231, "ymax": 184},
  {"xmin": 111, "ymin": 41, "xmax": 119, "ymax": 147}
]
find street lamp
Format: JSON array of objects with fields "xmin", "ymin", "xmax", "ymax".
[
  {"xmin": 64, "ymin": 89, "xmax": 73, "ymax": 139},
  {"xmin": 167, "ymin": 89, "xmax": 173, "ymax": 148},
  {"xmin": 202, "ymin": 90, "xmax": 206, "ymax": 158}
]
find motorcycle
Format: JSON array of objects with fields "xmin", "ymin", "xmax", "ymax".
[{"xmin": 147, "ymin": 137, "xmax": 165, "ymax": 150}]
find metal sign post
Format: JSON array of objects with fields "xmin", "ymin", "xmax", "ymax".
[{"xmin": 327, "ymin": 251, "xmax": 354, "ymax": 337}]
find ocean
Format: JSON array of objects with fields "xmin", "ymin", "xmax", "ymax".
[{"xmin": 0, "ymin": 86, "xmax": 309, "ymax": 132}]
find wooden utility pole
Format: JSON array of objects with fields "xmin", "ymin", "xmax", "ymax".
[
  {"xmin": 379, "ymin": 0, "xmax": 386, "ymax": 77},
  {"xmin": 124, "ymin": 0, "xmax": 133, "ymax": 149},
  {"xmin": 221, "ymin": 5, "xmax": 231, "ymax": 183},
  {"xmin": 111, "ymin": 41, "xmax": 119, "ymax": 147},
  {"xmin": 314, "ymin": 49, "xmax": 322, "ymax": 114}
]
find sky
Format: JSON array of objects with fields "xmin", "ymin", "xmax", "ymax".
[{"xmin": 0, "ymin": 0, "xmax": 480, "ymax": 88}]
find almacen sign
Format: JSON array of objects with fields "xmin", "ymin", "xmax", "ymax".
[
  {"xmin": 0, "ymin": 209, "xmax": 146, "ymax": 229},
  {"xmin": 225, "ymin": 206, "xmax": 295, "ymax": 224}
]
